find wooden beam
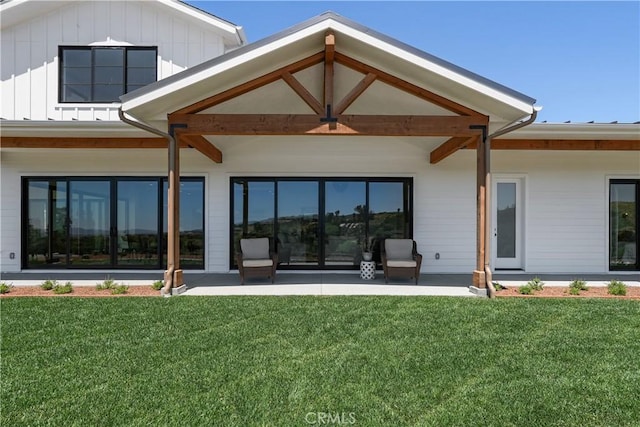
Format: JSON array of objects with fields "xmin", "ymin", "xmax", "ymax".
[
  {"xmin": 430, "ymin": 136, "xmax": 477, "ymax": 164},
  {"xmin": 172, "ymin": 52, "xmax": 325, "ymax": 115},
  {"xmin": 0, "ymin": 136, "xmax": 171, "ymax": 149},
  {"xmin": 334, "ymin": 72, "xmax": 377, "ymax": 115},
  {"xmin": 335, "ymin": 52, "xmax": 485, "ymax": 117},
  {"xmin": 177, "ymin": 133, "xmax": 222, "ymax": 163},
  {"xmin": 484, "ymin": 139, "xmax": 640, "ymax": 150},
  {"xmin": 281, "ymin": 71, "xmax": 323, "ymax": 114},
  {"xmin": 169, "ymin": 114, "xmax": 488, "ymax": 137},
  {"xmin": 473, "ymin": 134, "xmax": 487, "ymax": 289},
  {"xmin": 324, "ymin": 31, "xmax": 335, "ymax": 111}
]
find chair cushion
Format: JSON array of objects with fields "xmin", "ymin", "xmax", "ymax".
[
  {"xmin": 241, "ymin": 238, "xmax": 270, "ymax": 260},
  {"xmin": 242, "ymin": 259, "xmax": 273, "ymax": 268},
  {"xmin": 385, "ymin": 239, "xmax": 414, "ymax": 260},
  {"xmin": 387, "ymin": 260, "xmax": 417, "ymax": 268}
]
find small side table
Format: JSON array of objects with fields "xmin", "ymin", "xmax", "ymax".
[{"xmin": 360, "ymin": 260, "xmax": 376, "ymax": 280}]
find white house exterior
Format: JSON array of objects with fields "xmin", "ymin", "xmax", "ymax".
[{"xmin": 1, "ymin": 0, "xmax": 638, "ymax": 286}]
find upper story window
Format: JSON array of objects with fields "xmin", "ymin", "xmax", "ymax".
[{"xmin": 59, "ymin": 46, "xmax": 157, "ymax": 103}]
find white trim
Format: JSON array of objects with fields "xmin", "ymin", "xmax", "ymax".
[
  {"xmin": 492, "ymin": 174, "xmax": 527, "ymax": 270},
  {"xmin": 506, "ymin": 123, "xmax": 640, "ymax": 139}
]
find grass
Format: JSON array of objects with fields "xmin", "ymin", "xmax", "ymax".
[{"xmin": 2, "ymin": 297, "xmax": 639, "ymax": 426}]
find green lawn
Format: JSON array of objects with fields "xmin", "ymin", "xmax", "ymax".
[{"xmin": 2, "ymin": 297, "xmax": 639, "ymax": 426}]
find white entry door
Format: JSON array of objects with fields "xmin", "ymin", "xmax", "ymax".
[{"xmin": 492, "ymin": 178, "xmax": 524, "ymax": 270}]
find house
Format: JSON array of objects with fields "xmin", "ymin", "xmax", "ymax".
[{"xmin": 1, "ymin": 1, "xmax": 638, "ymax": 292}]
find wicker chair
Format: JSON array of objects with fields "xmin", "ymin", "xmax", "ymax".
[
  {"xmin": 237, "ymin": 238, "xmax": 278, "ymax": 285},
  {"xmin": 381, "ymin": 239, "xmax": 423, "ymax": 285}
]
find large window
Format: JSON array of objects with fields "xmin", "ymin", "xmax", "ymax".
[
  {"xmin": 22, "ymin": 177, "xmax": 204, "ymax": 269},
  {"xmin": 59, "ymin": 46, "xmax": 157, "ymax": 103},
  {"xmin": 231, "ymin": 177, "xmax": 412, "ymax": 269},
  {"xmin": 610, "ymin": 180, "xmax": 639, "ymax": 271}
]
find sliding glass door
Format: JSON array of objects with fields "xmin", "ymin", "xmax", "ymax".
[
  {"xmin": 230, "ymin": 177, "xmax": 412, "ymax": 269},
  {"xmin": 69, "ymin": 180, "xmax": 111, "ymax": 267},
  {"xmin": 324, "ymin": 181, "xmax": 366, "ymax": 267},
  {"xmin": 23, "ymin": 177, "xmax": 204, "ymax": 269}
]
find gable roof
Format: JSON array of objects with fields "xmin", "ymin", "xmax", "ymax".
[
  {"xmin": 0, "ymin": 0, "xmax": 246, "ymax": 46},
  {"xmin": 120, "ymin": 11, "xmax": 536, "ymax": 127}
]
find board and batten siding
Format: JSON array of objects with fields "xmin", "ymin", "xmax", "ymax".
[
  {"xmin": 1, "ymin": 141, "xmax": 638, "ymax": 274},
  {"xmin": 0, "ymin": 1, "xmax": 226, "ymax": 121}
]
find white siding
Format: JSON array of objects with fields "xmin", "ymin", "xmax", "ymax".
[
  {"xmin": 0, "ymin": 1, "xmax": 228, "ymax": 121},
  {"xmin": 1, "ymin": 144, "xmax": 638, "ymax": 274},
  {"xmin": 493, "ymin": 150, "xmax": 640, "ymax": 273}
]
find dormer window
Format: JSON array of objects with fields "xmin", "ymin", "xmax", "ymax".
[{"xmin": 59, "ymin": 46, "xmax": 157, "ymax": 103}]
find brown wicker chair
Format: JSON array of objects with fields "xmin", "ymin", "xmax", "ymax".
[
  {"xmin": 381, "ymin": 239, "xmax": 423, "ymax": 285},
  {"xmin": 237, "ymin": 238, "xmax": 278, "ymax": 285}
]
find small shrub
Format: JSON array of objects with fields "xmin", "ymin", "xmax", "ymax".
[
  {"xmin": 492, "ymin": 282, "xmax": 505, "ymax": 291},
  {"xmin": 96, "ymin": 278, "xmax": 116, "ymax": 290},
  {"xmin": 0, "ymin": 282, "xmax": 13, "ymax": 294},
  {"xmin": 111, "ymin": 284, "xmax": 129, "ymax": 295},
  {"xmin": 568, "ymin": 279, "xmax": 588, "ymax": 295},
  {"xmin": 607, "ymin": 280, "xmax": 627, "ymax": 296},
  {"xmin": 527, "ymin": 277, "xmax": 545, "ymax": 291},
  {"xmin": 518, "ymin": 284, "xmax": 534, "ymax": 295},
  {"xmin": 41, "ymin": 279, "xmax": 57, "ymax": 290},
  {"xmin": 53, "ymin": 281, "xmax": 73, "ymax": 294},
  {"xmin": 151, "ymin": 280, "xmax": 164, "ymax": 290}
]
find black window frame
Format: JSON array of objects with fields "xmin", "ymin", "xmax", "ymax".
[
  {"xmin": 609, "ymin": 179, "xmax": 640, "ymax": 271},
  {"xmin": 229, "ymin": 176, "xmax": 413, "ymax": 270},
  {"xmin": 59, "ymin": 46, "xmax": 157, "ymax": 103},
  {"xmin": 21, "ymin": 176, "xmax": 205, "ymax": 270}
]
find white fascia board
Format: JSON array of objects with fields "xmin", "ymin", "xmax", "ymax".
[
  {"xmin": 121, "ymin": 21, "xmax": 330, "ymax": 114},
  {"xmin": 1, "ymin": 120, "xmax": 157, "ymax": 138},
  {"xmin": 505, "ymin": 123, "xmax": 640, "ymax": 140},
  {"xmin": 329, "ymin": 21, "xmax": 534, "ymax": 116},
  {"xmin": 157, "ymin": 0, "xmax": 244, "ymax": 45}
]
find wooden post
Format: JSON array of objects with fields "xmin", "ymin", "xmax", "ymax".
[
  {"xmin": 164, "ymin": 129, "xmax": 183, "ymax": 290},
  {"xmin": 473, "ymin": 131, "xmax": 487, "ymax": 288},
  {"xmin": 484, "ymin": 135, "xmax": 493, "ymax": 287}
]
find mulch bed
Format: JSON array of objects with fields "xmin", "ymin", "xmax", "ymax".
[
  {"xmin": 1, "ymin": 286, "xmax": 161, "ymax": 298},
  {"xmin": 495, "ymin": 285, "xmax": 640, "ymax": 299}
]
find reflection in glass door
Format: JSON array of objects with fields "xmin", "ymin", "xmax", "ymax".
[
  {"xmin": 492, "ymin": 178, "xmax": 523, "ymax": 270},
  {"xmin": 369, "ymin": 182, "xmax": 409, "ymax": 263},
  {"xmin": 69, "ymin": 180, "xmax": 111, "ymax": 267},
  {"xmin": 278, "ymin": 181, "xmax": 319, "ymax": 266},
  {"xmin": 117, "ymin": 180, "xmax": 159, "ymax": 266},
  {"xmin": 324, "ymin": 181, "xmax": 366, "ymax": 266}
]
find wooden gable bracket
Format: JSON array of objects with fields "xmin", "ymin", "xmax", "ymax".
[
  {"xmin": 176, "ymin": 132, "xmax": 223, "ymax": 163},
  {"xmin": 168, "ymin": 31, "xmax": 491, "ymax": 143}
]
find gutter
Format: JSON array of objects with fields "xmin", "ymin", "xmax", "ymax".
[
  {"xmin": 483, "ymin": 107, "xmax": 540, "ymax": 298},
  {"xmin": 117, "ymin": 107, "xmax": 176, "ymax": 296}
]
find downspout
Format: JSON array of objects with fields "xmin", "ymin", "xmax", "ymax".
[
  {"xmin": 483, "ymin": 107, "xmax": 540, "ymax": 298},
  {"xmin": 118, "ymin": 107, "xmax": 176, "ymax": 296}
]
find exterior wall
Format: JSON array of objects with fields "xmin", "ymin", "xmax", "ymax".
[
  {"xmin": 2, "ymin": 141, "xmax": 636, "ymax": 274},
  {"xmin": 1, "ymin": 1, "xmax": 227, "ymax": 121},
  {"xmin": 492, "ymin": 150, "xmax": 640, "ymax": 274}
]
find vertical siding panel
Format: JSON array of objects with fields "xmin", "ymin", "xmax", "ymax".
[
  {"xmin": 187, "ymin": 27, "xmax": 202, "ymax": 68},
  {"xmin": 109, "ymin": 2, "xmax": 126, "ymax": 43},
  {"xmin": 140, "ymin": 2, "xmax": 157, "ymax": 44},
  {"xmin": 92, "ymin": 2, "xmax": 109, "ymax": 42},
  {"xmin": 125, "ymin": 2, "xmax": 142, "ymax": 44},
  {"xmin": 61, "ymin": 5, "xmax": 77, "ymax": 42},
  {"xmin": 46, "ymin": 10, "xmax": 61, "ymax": 119},
  {"xmin": 0, "ymin": 29, "xmax": 16, "ymax": 119}
]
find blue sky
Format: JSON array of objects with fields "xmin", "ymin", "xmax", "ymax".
[{"xmin": 189, "ymin": 1, "xmax": 640, "ymax": 123}]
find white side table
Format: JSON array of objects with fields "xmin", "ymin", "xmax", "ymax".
[{"xmin": 360, "ymin": 260, "xmax": 376, "ymax": 280}]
